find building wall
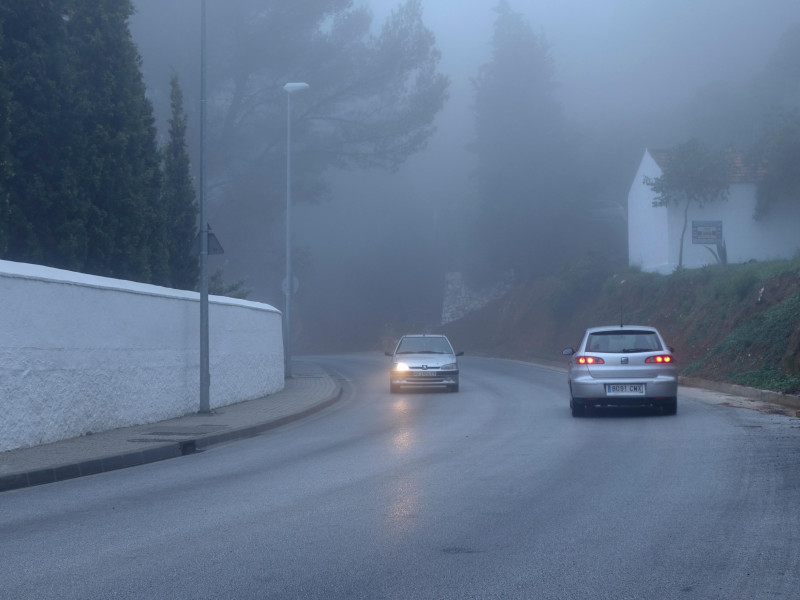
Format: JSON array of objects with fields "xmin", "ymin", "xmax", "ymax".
[
  {"xmin": 628, "ymin": 150, "xmax": 671, "ymax": 273},
  {"xmin": 629, "ymin": 149, "xmax": 800, "ymax": 273},
  {"xmin": 0, "ymin": 260, "xmax": 284, "ymax": 452}
]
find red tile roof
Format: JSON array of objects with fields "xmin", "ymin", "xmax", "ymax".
[{"xmin": 648, "ymin": 148, "xmax": 764, "ymax": 183}]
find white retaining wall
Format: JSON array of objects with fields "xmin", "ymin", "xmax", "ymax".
[{"xmin": 0, "ymin": 259, "xmax": 284, "ymax": 452}]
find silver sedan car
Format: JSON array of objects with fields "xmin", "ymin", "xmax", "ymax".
[
  {"xmin": 385, "ymin": 334, "xmax": 463, "ymax": 393},
  {"xmin": 562, "ymin": 325, "xmax": 678, "ymax": 416}
]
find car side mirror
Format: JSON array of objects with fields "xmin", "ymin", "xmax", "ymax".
[
  {"xmin": 384, "ymin": 351, "xmax": 393, "ymax": 357},
  {"xmin": 562, "ymin": 348, "xmax": 574, "ymax": 356},
  {"xmin": 456, "ymin": 351, "xmax": 464, "ymax": 357}
]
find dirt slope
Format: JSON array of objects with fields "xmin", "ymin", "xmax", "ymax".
[{"xmin": 441, "ymin": 262, "xmax": 800, "ymax": 394}]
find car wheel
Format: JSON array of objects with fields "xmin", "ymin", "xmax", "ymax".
[
  {"xmin": 448, "ymin": 383, "xmax": 459, "ymax": 393},
  {"xmin": 662, "ymin": 397, "xmax": 677, "ymax": 415},
  {"xmin": 390, "ymin": 382, "xmax": 400, "ymax": 394},
  {"xmin": 570, "ymin": 396, "xmax": 586, "ymax": 417}
]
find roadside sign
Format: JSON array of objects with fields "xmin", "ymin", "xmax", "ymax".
[
  {"xmin": 190, "ymin": 224, "xmax": 224, "ymax": 255},
  {"xmin": 692, "ymin": 220, "xmax": 722, "ymax": 244}
]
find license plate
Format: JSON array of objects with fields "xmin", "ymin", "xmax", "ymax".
[
  {"xmin": 414, "ymin": 371, "xmax": 438, "ymax": 377},
  {"xmin": 606, "ymin": 384, "xmax": 645, "ymax": 396}
]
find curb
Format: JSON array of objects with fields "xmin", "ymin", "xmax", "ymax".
[
  {"xmin": 193, "ymin": 385, "xmax": 343, "ymax": 451},
  {"xmin": 0, "ymin": 378, "xmax": 342, "ymax": 494},
  {"xmin": 0, "ymin": 444, "xmax": 182, "ymax": 493},
  {"xmin": 679, "ymin": 376, "xmax": 800, "ymax": 410}
]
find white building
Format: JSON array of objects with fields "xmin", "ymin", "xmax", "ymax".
[{"xmin": 628, "ymin": 148, "xmax": 800, "ymax": 274}]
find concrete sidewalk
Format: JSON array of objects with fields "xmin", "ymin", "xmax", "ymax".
[{"xmin": 0, "ymin": 360, "xmax": 342, "ymax": 493}]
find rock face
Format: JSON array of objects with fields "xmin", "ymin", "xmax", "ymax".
[{"xmin": 441, "ymin": 271, "xmax": 515, "ymax": 326}]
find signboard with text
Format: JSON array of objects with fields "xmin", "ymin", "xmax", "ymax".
[{"xmin": 692, "ymin": 220, "xmax": 722, "ymax": 244}]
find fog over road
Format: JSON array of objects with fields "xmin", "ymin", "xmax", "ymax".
[{"xmin": 2, "ymin": 355, "xmax": 798, "ymax": 599}]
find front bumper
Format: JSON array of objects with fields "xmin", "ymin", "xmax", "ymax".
[{"xmin": 390, "ymin": 369, "xmax": 459, "ymax": 387}]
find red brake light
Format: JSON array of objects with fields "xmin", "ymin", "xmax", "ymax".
[
  {"xmin": 577, "ymin": 356, "xmax": 605, "ymax": 365},
  {"xmin": 645, "ymin": 355, "xmax": 673, "ymax": 364}
]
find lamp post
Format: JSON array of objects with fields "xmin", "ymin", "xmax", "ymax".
[
  {"xmin": 198, "ymin": 0, "xmax": 210, "ymax": 413},
  {"xmin": 283, "ymin": 82, "xmax": 309, "ymax": 378}
]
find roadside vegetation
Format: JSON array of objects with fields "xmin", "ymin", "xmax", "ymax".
[{"xmin": 442, "ymin": 257, "xmax": 800, "ymax": 395}]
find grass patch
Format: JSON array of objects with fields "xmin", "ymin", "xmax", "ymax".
[
  {"xmin": 693, "ymin": 293, "xmax": 800, "ymax": 393},
  {"xmin": 731, "ymin": 365, "xmax": 800, "ymax": 395},
  {"xmin": 710, "ymin": 294, "xmax": 800, "ymax": 358}
]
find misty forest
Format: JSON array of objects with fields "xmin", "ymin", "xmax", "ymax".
[{"xmin": 1, "ymin": 0, "xmax": 799, "ymax": 352}]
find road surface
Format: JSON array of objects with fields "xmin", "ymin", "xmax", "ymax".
[{"xmin": 2, "ymin": 354, "xmax": 798, "ymax": 599}]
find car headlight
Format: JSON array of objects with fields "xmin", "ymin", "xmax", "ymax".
[
  {"xmin": 394, "ymin": 362, "xmax": 409, "ymax": 371},
  {"xmin": 440, "ymin": 363, "xmax": 457, "ymax": 370}
]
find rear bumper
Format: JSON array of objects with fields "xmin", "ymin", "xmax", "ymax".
[{"xmin": 570, "ymin": 375, "xmax": 677, "ymax": 405}]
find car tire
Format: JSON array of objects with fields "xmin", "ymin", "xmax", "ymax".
[
  {"xmin": 662, "ymin": 397, "xmax": 677, "ymax": 415},
  {"xmin": 390, "ymin": 382, "xmax": 400, "ymax": 394},
  {"xmin": 448, "ymin": 383, "xmax": 459, "ymax": 393},
  {"xmin": 570, "ymin": 396, "xmax": 586, "ymax": 417}
]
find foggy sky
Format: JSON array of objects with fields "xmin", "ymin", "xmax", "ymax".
[
  {"xmin": 130, "ymin": 0, "xmax": 800, "ymax": 216},
  {"xmin": 129, "ymin": 0, "xmax": 800, "ymax": 345},
  {"xmin": 299, "ymin": 0, "xmax": 800, "ymax": 311},
  {"xmin": 368, "ymin": 0, "xmax": 800, "ymax": 120},
  {"xmin": 130, "ymin": 0, "xmax": 800, "ymax": 203},
  {"xmin": 297, "ymin": 0, "xmax": 800, "ymax": 249},
  {"xmin": 306, "ymin": 0, "xmax": 800, "ymax": 215}
]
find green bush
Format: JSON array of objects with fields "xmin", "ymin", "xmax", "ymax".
[{"xmin": 732, "ymin": 365, "xmax": 800, "ymax": 394}]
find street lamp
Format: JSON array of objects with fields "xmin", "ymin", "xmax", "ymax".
[
  {"xmin": 283, "ymin": 82, "xmax": 309, "ymax": 378},
  {"xmin": 198, "ymin": 0, "xmax": 210, "ymax": 413}
]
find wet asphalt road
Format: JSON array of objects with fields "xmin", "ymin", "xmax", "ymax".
[{"xmin": 2, "ymin": 354, "xmax": 799, "ymax": 599}]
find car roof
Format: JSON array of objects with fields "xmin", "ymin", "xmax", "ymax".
[
  {"xmin": 400, "ymin": 334, "xmax": 448, "ymax": 339},
  {"xmin": 584, "ymin": 325, "xmax": 659, "ymax": 334}
]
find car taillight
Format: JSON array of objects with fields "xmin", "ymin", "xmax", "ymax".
[
  {"xmin": 645, "ymin": 355, "xmax": 673, "ymax": 364},
  {"xmin": 576, "ymin": 356, "xmax": 605, "ymax": 365}
]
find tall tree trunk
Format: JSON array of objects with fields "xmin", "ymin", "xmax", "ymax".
[{"xmin": 678, "ymin": 197, "xmax": 690, "ymax": 269}]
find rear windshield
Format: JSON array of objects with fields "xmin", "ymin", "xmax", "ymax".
[
  {"xmin": 586, "ymin": 330, "xmax": 663, "ymax": 353},
  {"xmin": 396, "ymin": 337, "xmax": 454, "ymax": 354}
]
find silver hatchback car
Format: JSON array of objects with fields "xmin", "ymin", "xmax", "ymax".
[
  {"xmin": 562, "ymin": 325, "xmax": 678, "ymax": 416},
  {"xmin": 385, "ymin": 334, "xmax": 463, "ymax": 393}
]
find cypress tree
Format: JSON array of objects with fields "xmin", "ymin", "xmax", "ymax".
[
  {"xmin": 65, "ymin": 0, "xmax": 164, "ymax": 283},
  {"xmin": 0, "ymin": 7, "xmax": 10, "ymax": 254},
  {"xmin": 0, "ymin": 0, "xmax": 89, "ymax": 270},
  {"xmin": 162, "ymin": 75, "xmax": 198, "ymax": 290}
]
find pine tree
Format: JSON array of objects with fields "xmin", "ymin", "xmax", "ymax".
[
  {"xmin": 162, "ymin": 75, "xmax": 198, "ymax": 290},
  {"xmin": 151, "ymin": 0, "xmax": 449, "ymax": 302}
]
